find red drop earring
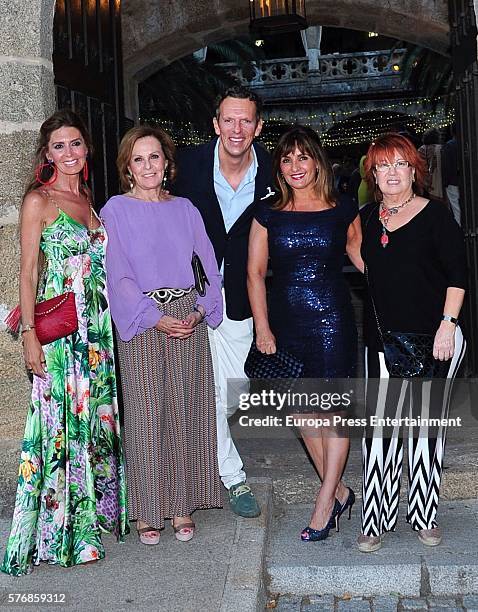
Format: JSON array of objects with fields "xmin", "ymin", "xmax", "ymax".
[
  {"xmin": 83, "ymin": 159, "xmax": 89, "ymax": 182},
  {"xmin": 35, "ymin": 161, "xmax": 57, "ymax": 186}
]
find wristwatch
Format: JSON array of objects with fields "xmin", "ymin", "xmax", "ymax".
[{"xmin": 442, "ymin": 315, "xmax": 458, "ymax": 324}]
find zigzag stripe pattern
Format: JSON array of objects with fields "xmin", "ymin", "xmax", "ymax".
[{"xmin": 361, "ymin": 330, "xmax": 465, "ymax": 536}]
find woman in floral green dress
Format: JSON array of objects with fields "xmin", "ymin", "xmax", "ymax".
[{"xmin": 1, "ymin": 110, "xmax": 128, "ymax": 576}]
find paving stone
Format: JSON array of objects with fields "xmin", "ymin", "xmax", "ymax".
[
  {"xmin": 428, "ymin": 608, "xmax": 463, "ymax": 612},
  {"xmin": 463, "ymin": 595, "xmax": 478, "ymax": 611},
  {"xmin": 275, "ymin": 595, "xmax": 302, "ymax": 611},
  {"xmin": 371, "ymin": 595, "xmax": 400, "ymax": 611},
  {"xmin": 302, "ymin": 594, "xmax": 335, "ymax": 611},
  {"xmin": 337, "ymin": 598, "xmax": 371, "ymax": 611},
  {"xmin": 401, "ymin": 598, "xmax": 428, "ymax": 610},
  {"xmin": 427, "ymin": 596, "xmax": 462, "ymax": 609}
]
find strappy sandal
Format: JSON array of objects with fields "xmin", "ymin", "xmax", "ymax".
[
  {"xmin": 172, "ymin": 520, "xmax": 195, "ymax": 542},
  {"xmin": 137, "ymin": 525, "xmax": 160, "ymax": 545}
]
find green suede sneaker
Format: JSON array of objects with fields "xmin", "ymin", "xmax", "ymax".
[{"xmin": 228, "ymin": 481, "xmax": 261, "ymax": 518}]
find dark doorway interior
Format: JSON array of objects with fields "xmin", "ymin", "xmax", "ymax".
[{"xmin": 53, "ymin": 0, "xmax": 131, "ymax": 208}]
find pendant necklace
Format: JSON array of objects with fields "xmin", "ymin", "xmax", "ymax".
[{"xmin": 379, "ymin": 193, "xmax": 415, "ymax": 248}]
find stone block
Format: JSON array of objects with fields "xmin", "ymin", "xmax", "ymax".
[
  {"xmin": 0, "ymin": 225, "xmax": 21, "ymax": 306},
  {"xmin": 371, "ymin": 595, "xmax": 400, "ymax": 611},
  {"xmin": 275, "ymin": 595, "xmax": 302, "ymax": 611},
  {"xmin": 337, "ymin": 597, "xmax": 371, "ymax": 611},
  {"xmin": 427, "ymin": 597, "xmax": 463, "ymax": 608},
  {"xmin": 0, "ymin": 63, "xmax": 55, "ymax": 124},
  {"xmin": 463, "ymin": 594, "xmax": 478, "ymax": 611},
  {"xmin": 400, "ymin": 598, "xmax": 428, "ymax": 610},
  {"xmin": 0, "ymin": 131, "xmax": 38, "ymax": 217},
  {"xmin": 302, "ymin": 594, "xmax": 335, "ymax": 611},
  {"xmin": 427, "ymin": 564, "xmax": 478, "ymax": 596},
  {"xmin": 0, "ymin": 0, "xmax": 54, "ymax": 58}
]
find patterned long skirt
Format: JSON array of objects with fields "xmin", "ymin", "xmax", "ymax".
[{"xmin": 116, "ymin": 292, "xmax": 221, "ymax": 530}]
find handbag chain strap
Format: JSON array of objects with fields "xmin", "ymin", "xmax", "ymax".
[
  {"xmin": 365, "ymin": 264, "xmax": 384, "ymax": 342},
  {"xmin": 36, "ymin": 293, "xmax": 72, "ymax": 316}
]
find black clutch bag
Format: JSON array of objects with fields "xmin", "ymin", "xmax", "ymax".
[
  {"xmin": 244, "ymin": 342, "xmax": 304, "ymax": 380},
  {"xmin": 191, "ymin": 251, "xmax": 210, "ymax": 297},
  {"xmin": 382, "ymin": 331, "xmax": 442, "ymax": 378}
]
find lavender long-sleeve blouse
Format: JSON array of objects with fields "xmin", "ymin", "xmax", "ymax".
[{"xmin": 101, "ymin": 194, "xmax": 223, "ymax": 341}]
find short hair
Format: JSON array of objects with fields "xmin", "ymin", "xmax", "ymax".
[
  {"xmin": 116, "ymin": 125, "xmax": 176, "ymax": 193},
  {"xmin": 214, "ymin": 86, "xmax": 263, "ymax": 121},
  {"xmin": 272, "ymin": 125, "xmax": 335, "ymax": 210},
  {"xmin": 363, "ymin": 133, "xmax": 427, "ymax": 196}
]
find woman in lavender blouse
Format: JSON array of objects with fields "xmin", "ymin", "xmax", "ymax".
[{"xmin": 101, "ymin": 126, "xmax": 223, "ymax": 545}]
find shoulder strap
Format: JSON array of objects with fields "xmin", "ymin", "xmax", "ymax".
[
  {"xmin": 40, "ymin": 189, "xmax": 61, "ymax": 211},
  {"xmin": 364, "ymin": 264, "xmax": 383, "ymax": 341}
]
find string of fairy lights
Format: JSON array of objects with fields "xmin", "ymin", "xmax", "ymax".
[{"xmin": 141, "ymin": 95, "xmax": 455, "ymax": 149}]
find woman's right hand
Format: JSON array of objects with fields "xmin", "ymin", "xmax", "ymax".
[
  {"xmin": 256, "ymin": 329, "xmax": 276, "ymax": 354},
  {"xmin": 22, "ymin": 331, "xmax": 47, "ymax": 378},
  {"xmin": 155, "ymin": 315, "xmax": 195, "ymax": 339}
]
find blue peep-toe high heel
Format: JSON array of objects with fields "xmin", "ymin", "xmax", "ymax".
[
  {"xmin": 337, "ymin": 487, "xmax": 355, "ymax": 520},
  {"xmin": 300, "ymin": 499, "xmax": 341, "ymax": 542}
]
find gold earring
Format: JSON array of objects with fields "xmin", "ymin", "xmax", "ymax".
[{"xmin": 127, "ymin": 171, "xmax": 134, "ymax": 190}]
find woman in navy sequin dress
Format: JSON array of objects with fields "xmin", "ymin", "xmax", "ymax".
[{"xmin": 248, "ymin": 126, "xmax": 363, "ymax": 541}]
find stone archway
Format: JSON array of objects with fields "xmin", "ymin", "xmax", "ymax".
[{"xmin": 122, "ymin": 0, "xmax": 450, "ymax": 119}]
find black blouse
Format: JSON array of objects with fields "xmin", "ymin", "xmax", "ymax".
[{"xmin": 361, "ymin": 199, "xmax": 467, "ymax": 348}]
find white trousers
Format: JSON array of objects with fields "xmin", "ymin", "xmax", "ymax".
[
  {"xmin": 208, "ymin": 292, "xmax": 253, "ymax": 489},
  {"xmin": 446, "ymin": 185, "xmax": 461, "ymax": 226}
]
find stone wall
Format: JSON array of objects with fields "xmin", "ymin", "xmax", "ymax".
[
  {"xmin": 122, "ymin": 0, "xmax": 450, "ymax": 119},
  {"xmin": 0, "ymin": 0, "xmax": 56, "ymax": 438}
]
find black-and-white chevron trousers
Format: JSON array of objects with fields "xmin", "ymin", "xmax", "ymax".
[{"xmin": 360, "ymin": 326, "xmax": 466, "ymax": 536}]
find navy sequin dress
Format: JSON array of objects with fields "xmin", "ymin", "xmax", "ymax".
[{"xmin": 255, "ymin": 194, "xmax": 358, "ymax": 378}]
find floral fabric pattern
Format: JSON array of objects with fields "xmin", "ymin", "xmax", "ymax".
[{"xmin": 1, "ymin": 209, "xmax": 129, "ymax": 576}]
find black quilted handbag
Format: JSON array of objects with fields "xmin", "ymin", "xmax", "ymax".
[
  {"xmin": 382, "ymin": 331, "xmax": 440, "ymax": 378},
  {"xmin": 191, "ymin": 251, "xmax": 210, "ymax": 297},
  {"xmin": 365, "ymin": 266, "xmax": 441, "ymax": 379},
  {"xmin": 244, "ymin": 342, "xmax": 304, "ymax": 380}
]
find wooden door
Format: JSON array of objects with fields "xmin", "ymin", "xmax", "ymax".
[{"xmin": 53, "ymin": 0, "xmax": 132, "ymax": 207}]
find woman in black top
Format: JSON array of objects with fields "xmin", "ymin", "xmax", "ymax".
[{"xmin": 358, "ymin": 133, "xmax": 467, "ymax": 553}]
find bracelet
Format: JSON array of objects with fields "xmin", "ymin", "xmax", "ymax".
[
  {"xmin": 193, "ymin": 305, "xmax": 205, "ymax": 320},
  {"xmin": 21, "ymin": 324, "xmax": 35, "ymax": 334},
  {"xmin": 442, "ymin": 315, "xmax": 458, "ymax": 324}
]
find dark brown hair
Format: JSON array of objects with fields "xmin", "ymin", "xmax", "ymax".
[
  {"xmin": 272, "ymin": 125, "xmax": 335, "ymax": 210},
  {"xmin": 364, "ymin": 132, "xmax": 427, "ymax": 199},
  {"xmin": 214, "ymin": 86, "xmax": 263, "ymax": 122},
  {"xmin": 24, "ymin": 109, "xmax": 92, "ymax": 197},
  {"xmin": 117, "ymin": 125, "xmax": 176, "ymax": 193}
]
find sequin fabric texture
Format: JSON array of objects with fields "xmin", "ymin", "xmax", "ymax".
[{"xmin": 255, "ymin": 195, "xmax": 358, "ymax": 378}]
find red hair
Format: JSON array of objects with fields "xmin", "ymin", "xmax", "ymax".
[{"xmin": 363, "ymin": 133, "xmax": 427, "ymax": 198}]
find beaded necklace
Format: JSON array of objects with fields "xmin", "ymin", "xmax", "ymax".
[{"xmin": 379, "ymin": 192, "xmax": 415, "ymax": 247}]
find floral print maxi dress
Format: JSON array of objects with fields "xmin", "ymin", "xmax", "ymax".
[{"xmin": 1, "ymin": 208, "xmax": 129, "ymax": 576}]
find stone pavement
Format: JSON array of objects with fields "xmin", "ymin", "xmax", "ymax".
[
  {"xmin": 0, "ymin": 382, "xmax": 477, "ymax": 611},
  {"xmin": 270, "ymin": 593, "xmax": 478, "ymax": 611},
  {"xmin": 0, "ymin": 478, "xmax": 272, "ymax": 612}
]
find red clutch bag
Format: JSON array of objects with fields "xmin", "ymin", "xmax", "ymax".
[{"xmin": 5, "ymin": 292, "xmax": 78, "ymax": 345}]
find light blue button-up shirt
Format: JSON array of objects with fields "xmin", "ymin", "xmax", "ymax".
[{"xmin": 213, "ymin": 139, "xmax": 258, "ymax": 234}]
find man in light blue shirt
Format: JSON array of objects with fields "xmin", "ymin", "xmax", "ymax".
[{"xmin": 175, "ymin": 86, "xmax": 274, "ymax": 519}]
